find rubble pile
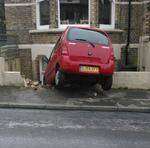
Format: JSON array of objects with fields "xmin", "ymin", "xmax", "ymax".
[{"xmin": 24, "ymin": 78, "xmax": 40, "ymax": 90}]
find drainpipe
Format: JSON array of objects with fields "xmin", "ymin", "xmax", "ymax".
[{"xmin": 125, "ymin": 0, "xmax": 132, "ymax": 65}]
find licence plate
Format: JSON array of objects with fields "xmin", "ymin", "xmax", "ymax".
[{"xmin": 80, "ymin": 66, "xmax": 99, "ymax": 73}]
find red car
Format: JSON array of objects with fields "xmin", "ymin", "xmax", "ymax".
[{"xmin": 44, "ymin": 26, "xmax": 115, "ymax": 90}]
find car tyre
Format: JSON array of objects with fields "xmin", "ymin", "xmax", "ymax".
[
  {"xmin": 55, "ymin": 69, "xmax": 64, "ymax": 88},
  {"xmin": 101, "ymin": 75, "xmax": 113, "ymax": 91}
]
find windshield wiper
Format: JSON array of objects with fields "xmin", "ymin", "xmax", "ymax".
[{"xmin": 75, "ymin": 38, "xmax": 95, "ymax": 48}]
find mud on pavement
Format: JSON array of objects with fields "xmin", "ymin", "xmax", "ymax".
[{"xmin": 0, "ymin": 86, "xmax": 150, "ymax": 109}]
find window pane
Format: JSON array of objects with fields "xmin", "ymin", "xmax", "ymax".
[
  {"xmin": 60, "ymin": 0, "xmax": 89, "ymax": 24},
  {"xmin": 40, "ymin": 0, "xmax": 50, "ymax": 25},
  {"xmin": 68, "ymin": 28, "xmax": 109, "ymax": 46},
  {"xmin": 0, "ymin": 0, "xmax": 5, "ymax": 35},
  {"xmin": 99, "ymin": 0, "xmax": 111, "ymax": 24}
]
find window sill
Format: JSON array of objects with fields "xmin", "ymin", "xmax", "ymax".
[
  {"xmin": 102, "ymin": 29, "xmax": 124, "ymax": 33},
  {"xmin": 29, "ymin": 28, "xmax": 124, "ymax": 34},
  {"xmin": 29, "ymin": 28, "xmax": 65, "ymax": 34}
]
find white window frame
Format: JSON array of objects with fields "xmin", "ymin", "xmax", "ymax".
[
  {"xmin": 36, "ymin": 0, "xmax": 50, "ymax": 30},
  {"xmin": 58, "ymin": 0, "xmax": 91, "ymax": 29},
  {"xmin": 99, "ymin": 0, "xmax": 115, "ymax": 29}
]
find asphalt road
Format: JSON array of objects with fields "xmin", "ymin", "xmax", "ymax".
[{"xmin": 0, "ymin": 109, "xmax": 150, "ymax": 148}]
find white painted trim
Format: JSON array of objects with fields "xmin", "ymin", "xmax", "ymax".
[
  {"xmin": 36, "ymin": 0, "xmax": 50, "ymax": 30},
  {"xmin": 99, "ymin": 0, "xmax": 115, "ymax": 29},
  {"xmin": 58, "ymin": 0, "xmax": 90, "ymax": 29},
  {"xmin": 115, "ymin": 1, "xmax": 150, "ymax": 5},
  {"xmin": 18, "ymin": 44, "xmax": 33, "ymax": 49},
  {"xmin": 58, "ymin": 0, "xmax": 60, "ymax": 28},
  {"xmin": 18, "ymin": 44, "xmax": 55, "ymax": 49},
  {"xmin": 18, "ymin": 44, "xmax": 55, "ymax": 61},
  {"xmin": 89, "ymin": 0, "xmax": 91, "ymax": 27},
  {"xmin": 5, "ymin": 3, "xmax": 36, "ymax": 7}
]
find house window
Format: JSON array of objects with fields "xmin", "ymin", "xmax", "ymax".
[
  {"xmin": 36, "ymin": 0, "xmax": 50, "ymax": 29},
  {"xmin": 58, "ymin": 0, "xmax": 90, "ymax": 27},
  {"xmin": 99, "ymin": 0, "xmax": 115, "ymax": 29}
]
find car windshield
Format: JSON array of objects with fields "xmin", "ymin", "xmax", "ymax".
[{"xmin": 67, "ymin": 28, "xmax": 109, "ymax": 46}]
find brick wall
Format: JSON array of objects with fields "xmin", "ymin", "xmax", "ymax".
[
  {"xmin": 19, "ymin": 48, "xmax": 33, "ymax": 78},
  {"xmin": 50, "ymin": 0, "xmax": 58, "ymax": 28},
  {"xmin": 90, "ymin": 0, "xmax": 99, "ymax": 27},
  {"xmin": 4, "ymin": 0, "xmax": 147, "ymax": 44},
  {"xmin": 116, "ymin": 0, "xmax": 144, "ymax": 43},
  {"xmin": 30, "ymin": 30, "xmax": 62, "ymax": 44},
  {"xmin": 142, "ymin": 1, "xmax": 150, "ymax": 37},
  {"xmin": 5, "ymin": 0, "xmax": 36, "ymax": 44},
  {"xmin": 3, "ymin": 0, "xmax": 150, "ymax": 79},
  {"xmin": 138, "ymin": 1, "xmax": 150, "ymax": 71},
  {"xmin": 0, "ymin": 45, "xmax": 33, "ymax": 79},
  {"xmin": 30, "ymin": 29, "xmax": 125, "ymax": 44}
]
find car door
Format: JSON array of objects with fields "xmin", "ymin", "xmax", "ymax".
[{"xmin": 45, "ymin": 36, "xmax": 62, "ymax": 84}]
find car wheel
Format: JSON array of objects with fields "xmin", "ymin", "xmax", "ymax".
[
  {"xmin": 101, "ymin": 76, "xmax": 113, "ymax": 91},
  {"xmin": 55, "ymin": 69, "xmax": 64, "ymax": 88}
]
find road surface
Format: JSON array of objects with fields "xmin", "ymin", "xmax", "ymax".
[{"xmin": 0, "ymin": 108, "xmax": 150, "ymax": 148}]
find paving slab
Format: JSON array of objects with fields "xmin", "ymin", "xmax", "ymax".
[{"xmin": 0, "ymin": 86, "xmax": 150, "ymax": 112}]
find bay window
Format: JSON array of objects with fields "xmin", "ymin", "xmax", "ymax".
[
  {"xmin": 36, "ymin": 0, "xmax": 115, "ymax": 30},
  {"xmin": 58, "ymin": 0, "xmax": 90, "ymax": 27}
]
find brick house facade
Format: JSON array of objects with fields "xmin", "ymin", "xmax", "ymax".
[{"xmin": 1, "ymin": 0, "xmax": 150, "ymax": 81}]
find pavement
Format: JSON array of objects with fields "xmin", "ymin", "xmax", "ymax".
[
  {"xmin": 0, "ymin": 108, "xmax": 150, "ymax": 148},
  {"xmin": 0, "ymin": 86, "xmax": 150, "ymax": 112}
]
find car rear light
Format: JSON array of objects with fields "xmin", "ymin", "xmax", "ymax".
[{"xmin": 61, "ymin": 46, "xmax": 69, "ymax": 56}]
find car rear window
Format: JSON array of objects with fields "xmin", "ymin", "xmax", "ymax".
[{"xmin": 67, "ymin": 28, "xmax": 109, "ymax": 46}]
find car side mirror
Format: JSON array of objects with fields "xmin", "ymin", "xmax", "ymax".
[{"xmin": 43, "ymin": 56, "xmax": 49, "ymax": 64}]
